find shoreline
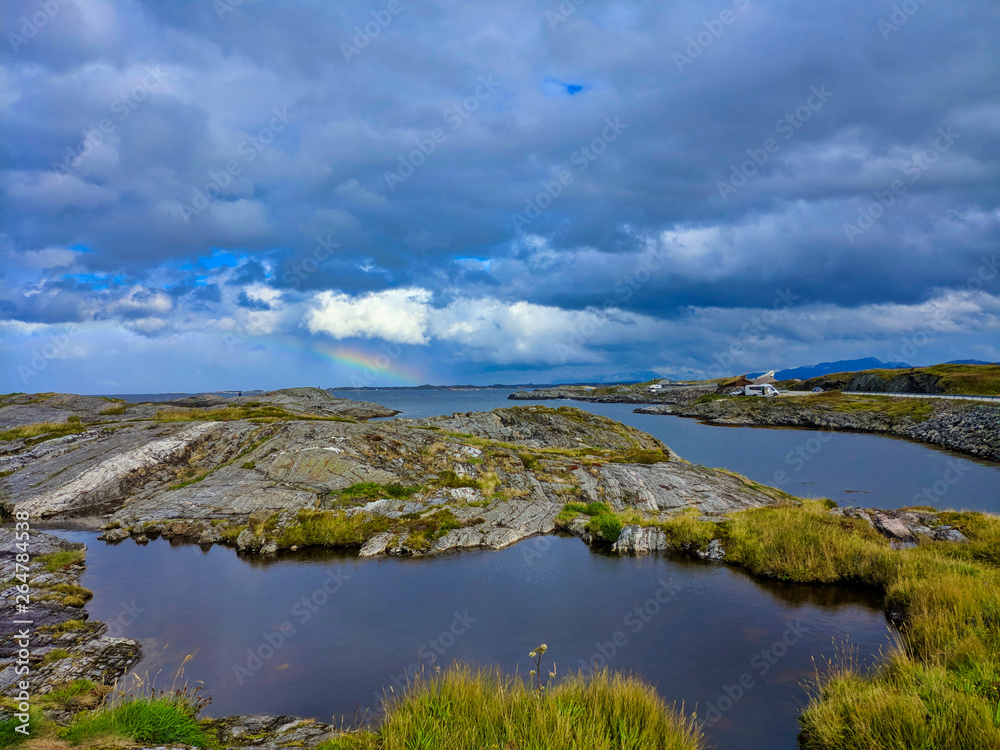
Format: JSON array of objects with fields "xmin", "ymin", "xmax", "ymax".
[
  {"xmin": 648, "ymin": 406, "xmax": 1000, "ymax": 467},
  {"xmin": 635, "ymin": 396, "xmax": 1000, "ymax": 464},
  {"xmin": 508, "ymin": 385, "xmax": 1000, "ymax": 464}
]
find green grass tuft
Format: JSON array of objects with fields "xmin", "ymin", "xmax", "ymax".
[
  {"xmin": 336, "ymin": 482, "xmax": 420, "ymax": 501},
  {"xmin": 41, "ymin": 648, "xmax": 73, "ymax": 665},
  {"xmin": 323, "ymin": 665, "xmax": 704, "ymax": 750},
  {"xmin": 277, "ymin": 510, "xmax": 391, "ymax": 548},
  {"xmin": 587, "ymin": 513, "xmax": 623, "ymax": 543},
  {"xmin": 719, "ymin": 501, "xmax": 899, "ymax": 584},
  {"xmin": 435, "ymin": 470, "xmax": 479, "ymax": 489},
  {"xmin": 0, "ymin": 421, "xmax": 86, "ymax": 444},
  {"xmin": 40, "ymin": 680, "xmax": 99, "ymax": 705},
  {"xmin": 557, "ymin": 501, "xmax": 613, "ymax": 524},
  {"xmin": 518, "ymin": 452, "xmax": 540, "ymax": 471},
  {"xmin": 0, "ymin": 712, "xmax": 43, "ymax": 748},
  {"xmin": 60, "ymin": 697, "xmax": 209, "ymax": 747},
  {"xmin": 166, "ymin": 468, "xmax": 212, "ymax": 491},
  {"xmin": 607, "ymin": 448, "xmax": 671, "ymax": 464}
]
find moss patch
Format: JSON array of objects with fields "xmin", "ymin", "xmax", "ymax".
[{"xmin": 35, "ymin": 549, "xmax": 85, "ymax": 572}]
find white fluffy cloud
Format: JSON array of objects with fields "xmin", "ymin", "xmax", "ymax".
[
  {"xmin": 429, "ymin": 297, "xmax": 661, "ymax": 364},
  {"xmin": 306, "ymin": 288, "xmax": 433, "ymax": 344},
  {"xmin": 304, "ymin": 288, "xmax": 667, "ymax": 364}
]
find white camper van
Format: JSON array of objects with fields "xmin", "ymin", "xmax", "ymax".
[{"xmin": 733, "ymin": 384, "xmax": 780, "ymax": 397}]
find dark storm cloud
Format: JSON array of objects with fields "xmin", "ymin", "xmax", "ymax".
[{"xmin": 1, "ymin": 0, "xmax": 998, "ymax": 387}]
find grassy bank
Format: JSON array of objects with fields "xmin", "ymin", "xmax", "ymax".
[
  {"xmin": 0, "ymin": 421, "xmax": 87, "ymax": 445},
  {"xmin": 324, "ymin": 665, "xmax": 703, "ymax": 750},
  {"xmin": 0, "ymin": 679, "xmax": 209, "ymax": 750},
  {"xmin": 783, "ymin": 391, "xmax": 936, "ymax": 421},
  {"xmin": 560, "ymin": 499, "xmax": 1000, "ymax": 748},
  {"xmin": 785, "ymin": 363, "xmax": 1000, "ymax": 396}
]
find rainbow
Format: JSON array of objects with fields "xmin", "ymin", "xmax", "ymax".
[{"xmin": 312, "ymin": 342, "xmax": 424, "ymax": 386}]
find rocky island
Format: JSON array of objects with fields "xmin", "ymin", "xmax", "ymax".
[{"xmin": 2, "ymin": 388, "xmax": 789, "ymax": 558}]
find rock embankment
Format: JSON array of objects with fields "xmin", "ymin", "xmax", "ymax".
[
  {"xmin": 2, "ymin": 392, "xmax": 786, "ymax": 558},
  {"xmin": 508, "ymin": 384, "xmax": 715, "ymax": 404},
  {"xmin": 845, "ymin": 371, "xmax": 944, "ymax": 394},
  {"xmin": 636, "ymin": 397, "xmax": 1000, "ymax": 463},
  {"xmin": 0, "ymin": 528, "xmax": 141, "ymax": 703}
]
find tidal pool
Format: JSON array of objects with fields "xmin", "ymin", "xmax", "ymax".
[{"xmin": 51, "ymin": 530, "xmax": 895, "ymax": 750}]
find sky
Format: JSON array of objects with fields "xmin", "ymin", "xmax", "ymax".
[{"xmin": 1, "ymin": 0, "xmax": 998, "ymax": 393}]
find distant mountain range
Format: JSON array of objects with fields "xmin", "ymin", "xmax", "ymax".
[
  {"xmin": 752, "ymin": 357, "xmax": 996, "ymax": 381},
  {"xmin": 749, "ymin": 357, "xmax": 912, "ymax": 381}
]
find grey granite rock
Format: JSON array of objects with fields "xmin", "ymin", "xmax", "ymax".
[
  {"xmin": 697, "ymin": 539, "xmax": 726, "ymax": 561},
  {"xmin": 205, "ymin": 714, "xmax": 339, "ymax": 749},
  {"xmin": 98, "ymin": 528, "xmax": 130, "ymax": 542},
  {"xmin": 0, "ymin": 528, "xmax": 141, "ymax": 698},
  {"xmin": 591, "ymin": 462, "xmax": 781, "ymax": 516},
  {"xmin": 611, "ymin": 524, "xmax": 668, "ymax": 555},
  {"xmin": 831, "ymin": 507, "xmax": 969, "ymax": 545},
  {"xmin": 358, "ymin": 532, "xmax": 396, "ymax": 557}
]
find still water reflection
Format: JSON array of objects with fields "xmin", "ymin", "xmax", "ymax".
[{"xmin": 52, "ymin": 530, "xmax": 895, "ymax": 750}]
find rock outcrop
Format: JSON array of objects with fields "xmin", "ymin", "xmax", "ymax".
[
  {"xmin": 507, "ymin": 380, "xmax": 999, "ymax": 464},
  {"xmin": 611, "ymin": 524, "xmax": 669, "ymax": 555},
  {"xmin": 846, "ymin": 371, "xmax": 944, "ymax": 395},
  {"xmin": 831, "ymin": 507, "xmax": 969, "ymax": 549},
  {"xmin": 2, "ymin": 394, "xmax": 785, "ymax": 557},
  {"xmin": 0, "ymin": 528, "xmax": 142, "ymax": 700},
  {"xmin": 204, "ymin": 714, "xmax": 340, "ymax": 749}
]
